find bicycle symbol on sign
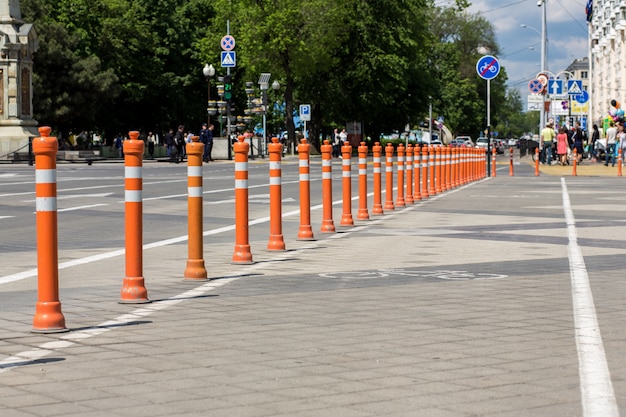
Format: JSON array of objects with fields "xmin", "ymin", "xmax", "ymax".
[
  {"xmin": 479, "ymin": 63, "xmax": 498, "ymax": 75},
  {"xmin": 476, "ymin": 55, "xmax": 500, "ymax": 80}
]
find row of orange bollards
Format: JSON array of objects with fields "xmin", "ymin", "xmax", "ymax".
[
  {"xmin": 31, "ymin": 131, "xmax": 487, "ymax": 333},
  {"xmin": 224, "ymin": 139, "xmax": 488, "ymax": 267}
]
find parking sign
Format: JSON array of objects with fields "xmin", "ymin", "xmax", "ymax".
[{"xmin": 299, "ymin": 104, "xmax": 311, "ymax": 121}]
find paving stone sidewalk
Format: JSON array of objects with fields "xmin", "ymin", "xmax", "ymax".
[{"xmin": 1, "ymin": 161, "xmax": 625, "ymax": 416}]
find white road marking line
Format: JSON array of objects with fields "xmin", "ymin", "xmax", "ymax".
[
  {"xmin": 57, "ymin": 204, "xmax": 109, "ymax": 212},
  {"xmin": 561, "ymin": 178, "xmax": 619, "ymax": 417}
]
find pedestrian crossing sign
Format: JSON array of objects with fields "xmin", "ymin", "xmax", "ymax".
[
  {"xmin": 567, "ymin": 79, "xmax": 583, "ymax": 95},
  {"xmin": 221, "ymin": 51, "xmax": 236, "ymax": 68}
]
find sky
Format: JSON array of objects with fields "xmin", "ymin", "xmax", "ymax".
[{"xmin": 449, "ymin": 0, "xmax": 590, "ymax": 102}]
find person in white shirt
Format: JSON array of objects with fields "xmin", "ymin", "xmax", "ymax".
[{"xmin": 605, "ymin": 121, "xmax": 617, "ymax": 166}]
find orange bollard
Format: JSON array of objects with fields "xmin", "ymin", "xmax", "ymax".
[
  {"xmin": 509, "ymin": 147, "xmax": 514, "ymax": 176},
  {"xmin": 481, "ymin": 147, "xmax": 487, "ymax": 179},
  {"xmin": 120, "ymin": 131, "xmax": 149, "ymax": 303},
  {"xmin": 32, "ymin": 127, "xmax": 68, "ymax": 333},
  {"xmin": 405, "ymin": 144, "xmax": 414, "ymax": 204},
  {"xmin": 183, "ymin": 135, "xmax": 208, "ymax": 281},
  {"xmin": 534, "ymin": 147, "xmax": 540, "ymax": 176},
  {"xmin": 429, "ymin": 146, "xmax": 437, "ymax": 195},
  {"xmin": 459, "ymin": 147, "xmax": 466, "ymax": 185},
  {"xmin": 268, "ymin": 137, "xmax": 286, "ymax": 250},
  {"xmin": 395, "ymin": 143, "xmax": 406, "ymax": 207},
  {"xmin": 452, "ymin": 147, "xmax": 459, "ymax": 187},
  {"xmin": 470, "ymin": 147, "xmax": 476, "ymax": 182},
  {"xmin": 478, "ymin": 147, "xmax": 483, "ymax": 180},
  {"xmin": 466, "ymin": 148, "xmax": 472, "ymax": 183},
  {"xmin": 572, "ymin": 149, "xmax": 578, "ymax": 177},
  {"xmin": 384, "ymin": 143, "xmax": 395, "ymax": 210},
  {"xmin": 340, "ymin": 140, "xmax": 354, "ymax": 226},
  {"xmin": 232, "ymin": 135, "xmax": 254, "ymax": 263},
  {"xmin": 470, "ymin": 148, "xmax": 476, "ymax": 182},
  {"xmin": 413, "ymin": 144, "xmax": 422, "ymax": 201},
  {"xmin": 444, "ymin": 147, "xmax": 452, "ymax": 191},
  {"xmin": 372, "ymin": 142, "xmax": 384, "ymax": 215},
  {"xmin": 297, "ymin": 138, "xmax": 315, "ymax": 240},
  {"xmin": 468, "ymin": 147, "xmax": 473, "ymax": 183},
  {"xmin": 422, "ymin": 145, "xmax": 430, "ymax": 198},
  {"xmin": 434, "ymin": 146, "xmax": 442, "ymax": 194},
  {"xmin": 320, "ymin": 140, "xmax": 336, "ymax": 233},
  {"xmin": 618, "ymin": 148, "xmax": 623, "ymax": 177},
  {"xmin": 491, "ymin": 147, "xmax": 497, "ymax": 177},
  {"xmin": 357, "ymin": 142, "xmax": 370, "ymax": 220}
]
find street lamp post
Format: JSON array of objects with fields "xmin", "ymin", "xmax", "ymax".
[
  {"xmin": 539, "ymin": 0, "xmax": 547, "ymax": 131},
  {"xmin": 521, "ymin": 20, "xmax": 547, "ymax": 133},
  {"xmin": 202, "ymin": 64, "xmax": 216, "ymax": 125},
  {"xmin": 428, "ymin": 96, "xmax": 433, "ymax": 142},
  {"xmin": 271, "ymin": 80, "xmax": 281, "ymax": 151},
  {"xmin": 258, "ymin": 73, "xmax": 271, "ymax": 158}
]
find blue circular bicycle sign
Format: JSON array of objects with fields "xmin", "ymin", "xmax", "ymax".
[{"xmin": 476, "ymin": 55, "xmax": 500, "ymax": 80}]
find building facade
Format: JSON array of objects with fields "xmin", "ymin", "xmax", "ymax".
[
  {"xmin": 589, "ymin": 0, "xmax": 626, "ymax": 127},
  {"xmin": 0, "ymin": 0, "xmax": 39, "ymax": 159}
]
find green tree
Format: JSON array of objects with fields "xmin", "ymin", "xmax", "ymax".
[
  {"xmin": 326, "ymin": 0, "xmax": 432, "ymax": 140},
  {"xmin": 23, "ymin": 0, "xmax": 217, "ymax": 140},
  {"xmin": 22, "ymin": 0, "xmax": 119, "ymax": 139},
  {"xmin": 205, "ymin": 0, "xmax": 346, "ymax": 148},
  {"xmin": 426, "ymin": 6, "xmax": 508, "ymax": 138},
  {"xmin": 22, "ymin": 0, "xmax": 526, "ymax": 148}
]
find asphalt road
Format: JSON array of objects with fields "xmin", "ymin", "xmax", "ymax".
[{"xmin": 0, "ymin": 158, "xmax": 324, "ymax": 276}]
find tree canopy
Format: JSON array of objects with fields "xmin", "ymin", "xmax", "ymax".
[{"xmin": 20, "ymin": 0, "xmax": 524, "ymax": 144}]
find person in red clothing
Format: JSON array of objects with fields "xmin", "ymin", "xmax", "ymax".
[{"xmin": 556, "ymin": 127, "xmax": 569, "ymax": 166}]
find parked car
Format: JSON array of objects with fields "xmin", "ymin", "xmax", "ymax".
[
  {"xmin": 430, "ymin": 140, "xmax": 444, "ymax": 147},
  {"xmin": 450, "ymin": 136, "xmax": 474, "ymax": 148},
  {"xmin": 475, "ymin": 138, "xmax": 503, "ymax": 153},
  {"xmin": 475, "ymin": 138, "xmax": 489, "ymax": 149}
]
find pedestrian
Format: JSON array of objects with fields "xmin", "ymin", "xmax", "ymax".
[
  {"xmin": 147, "ymin": 131, "xmax": 156, "ymax": 159},
  {"xmin": 604, "ymin": 121, "xmax": 617, "ymax": 166},
  {"xmin": 114, "ymin": 134, "xmax": 123, "ymax": 158},
  {"xmin": 338, "ymin": 128, "xmax": 348, "ymax": 159},
  {"xmin": 331, "ymin": 128, "xmax": 339, "ymax": 158},
  {"xmin": 556, "ymin": 127, "xmax": 569, "ymax": 166},
  {"xmin": 165, "ymin": 128, "xmax": 174, "ymax": 158},
  {"xmin": 174, "ymin": 125, "xmax": 185, "ymax": 163},
  {"xmin": 205, "ymin": 124, "xmax": 214, "ymax": 162},
  {"xmin": 540, "ymin": 122, "xmax": 556, "ymax": 165},
  {"xmin": 571, "ymin": 121, "xmax": 585, "ymax": 164},
  {"xmin": 618, "ymin": 124, "xmax": 626, "ymax": 163},
  {"xmin": 590, "ymin": 124, "xmax": 600, "ymax": 162},
  {"xmin": 200, "ymin": 123, "xmax": 209, "ymax": 161}
]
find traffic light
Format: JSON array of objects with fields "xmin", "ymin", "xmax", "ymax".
[{"xmin": 224, "ymin": 74, "xmax": 233, "ymax": 102}]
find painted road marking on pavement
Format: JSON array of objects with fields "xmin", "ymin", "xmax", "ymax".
[
  {"xmin": 319, "ymin": 269, "xmax": 508, "ymax": 281},
  {"xmin": 561, "ymin": 178, "xmax": 619, "ymax": 417}
]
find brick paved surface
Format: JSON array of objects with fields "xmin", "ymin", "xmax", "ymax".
[{"xmin": 1, "ymin": 159, "xmax": 625, "ymax": 416}]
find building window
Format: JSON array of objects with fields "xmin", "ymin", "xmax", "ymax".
[
  {"xmin": 21, "ymin": 68, "xmax": 30, "ymax": 116},
  {"xmin": 0, "ymin": 69, "xmax": 3, "ymax": 115},
  {"xmin": 581, "ymin": 71, "xmax": 588, "ymax": 79}
]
